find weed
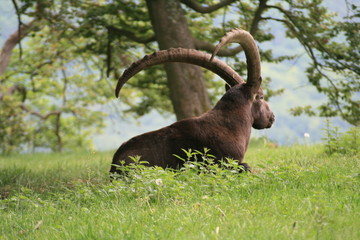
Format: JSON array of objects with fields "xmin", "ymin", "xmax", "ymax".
[{"xmin": 322, "ymin": 119, "xmax": 359, "ymax": 155}]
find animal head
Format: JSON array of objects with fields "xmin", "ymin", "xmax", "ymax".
[
  {"xmin": 211, "ymin": 28, "xmax": 274, "ymax": 129},
  {"xmin": 252, "ymin": 87, "xmax": 275, "ymax": 129},
  {"xmin": 115, "ymin": 28, "xmax": 274, "ymax": 129}
]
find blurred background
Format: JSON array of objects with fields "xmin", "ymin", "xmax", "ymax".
[{"xmin": 0, "ymin": 0, "xmax": 358, "ymax": 153}]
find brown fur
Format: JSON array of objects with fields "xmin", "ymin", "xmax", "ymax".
[
  {"xmin": 110, "ymin": 84, "xmax": 274, "ymax": 174},
  {"xmin": 110, "ymin": 29, "xmax": 275, "ymax": 175}
]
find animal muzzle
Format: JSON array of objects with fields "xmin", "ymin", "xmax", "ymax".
[{"xmin": 267, "ymin": 113, "xmax": 275, "ymax": 128}]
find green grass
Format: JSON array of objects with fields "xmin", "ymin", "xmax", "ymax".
[{"xmin": 1, "ymin": 145, "xmax": 359, "ymax": 239}]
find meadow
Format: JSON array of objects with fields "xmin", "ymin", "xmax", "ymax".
[{"xmin": 0, "ymin": 139, "xmax": 359, "ymax": 239}]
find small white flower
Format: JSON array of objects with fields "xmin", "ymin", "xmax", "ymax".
[
  {"xmin": 188, "ymin": 164, "xmax": 196, "ymax": 168},
  {"xmin": 155, "ymin": 179, "xmax": 163, "ymax": 186},
  {"xmin": 304, "ymin": 132, "xmax": 310, "ymax": 138}
]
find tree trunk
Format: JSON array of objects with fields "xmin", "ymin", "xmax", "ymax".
[
  {"xmin": 0, "ymin": 20, "xmax": 35, "ymax": 76},
  {"xmin": 146, "ymin": 0, "xmax": 211, "ymax": 120}
]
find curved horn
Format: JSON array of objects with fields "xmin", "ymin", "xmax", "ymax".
[
  {"xmin": 211, "ymin": 28, "xmax": 261, "ymax": 90},
  {"xmin": 115, "ymin": 48, "xmax": 244, "ymax": 97}
]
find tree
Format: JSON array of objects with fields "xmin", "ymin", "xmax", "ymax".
[
  {"xmin": 75, "ymin": 0, "xmax": 248, "ymax": 120},
  {"xmin": 0, "ymin": 22, "xmax": 108, "ymax": 153},
  {"xmin": 288, "ymin": 3, "xmax": 359, "ymax": 125},
  {"xmin": 1, "ymin": 0, "xmax": 358, "ymax": 152},
  {"xmin": 62, "ymin": 0, "xmax": 358, "ymax": 124},
  {"xmin": 145, "ymin": 0, "xmax": 212, "ymax": 119}
]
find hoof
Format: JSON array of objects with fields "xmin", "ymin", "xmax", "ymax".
[{"xmin": 240, "ymin": 162, "xmax": 251, "ymax": 172}]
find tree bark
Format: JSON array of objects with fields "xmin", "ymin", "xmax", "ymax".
[
  {"xmin": 146, "ymin": 0, "xmax": 211, "ymax": 120},
  {"xmin": 0, "ymin": 20, "xmax": 35, "ymax": 76}
]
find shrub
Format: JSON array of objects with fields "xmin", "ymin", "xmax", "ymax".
[{"xmin": 322, "ymin": 119, "xmax": 359, "ymax": 155}]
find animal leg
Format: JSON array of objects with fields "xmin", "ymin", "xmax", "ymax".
[{"xmin": 240, "ymin": 162, "xmax": 251, "ymax": 172}]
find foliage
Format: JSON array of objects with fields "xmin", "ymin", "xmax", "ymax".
[
  {"xmin": 47, "ymin": 0, "xmax": 360, "ymax": 125},
  {"xmin": 1, "ymin": 145, "xmax": 359, "ymax": 239},
  {"xmin": 286, "ymin": 2, "xmax": 360, "ymax": 125},
  {"xmin": 0, "ymin": 26, "xmax": 109, "ymax": 153},
  {"xmin": 322, "ymin": 119, "xmax": 359, "ymax": 155},
  {"xmin": 0, "ymin": 96, "xmax": 29, "ymax": 154},
  {"xmin": 1, "ymin": 0, "xmax": 359, "ymax": 153}
]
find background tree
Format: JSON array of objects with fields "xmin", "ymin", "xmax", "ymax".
[
  {"xmin": 288, "ymin": 3, "xmax": 359, "ymax": 125},
  {"xmin": 62, "ymin": 0, "xmax": 358, "ymax": 123},
  {"xmin": 0, "ymin": 16, "xmax": 109, "ymax": 153},
  {"xmin": 1, "ymin": 0, "xmax": 358, "ymax": 152}
]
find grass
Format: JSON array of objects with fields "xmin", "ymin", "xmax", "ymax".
[{"xmin": 0, "ymin": 145, "xmax": 359, "ymax": 239}]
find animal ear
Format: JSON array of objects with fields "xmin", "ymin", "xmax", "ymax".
[
  {"xmin": 225, "ymin": 84, "xmax": 231, "ymax": 92},
  {"xmin": 247, "ymin": 76, "xmax": 262, "ymax": 96}
]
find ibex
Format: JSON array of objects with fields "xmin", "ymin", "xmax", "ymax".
[{"xmin": 110, "ymin": 29, "xmax": 275, "ymax": 175}]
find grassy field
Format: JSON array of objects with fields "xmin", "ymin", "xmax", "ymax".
[{"xmin": 0, "ymin": 144, "xmax": 359, "ymax": 239}]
